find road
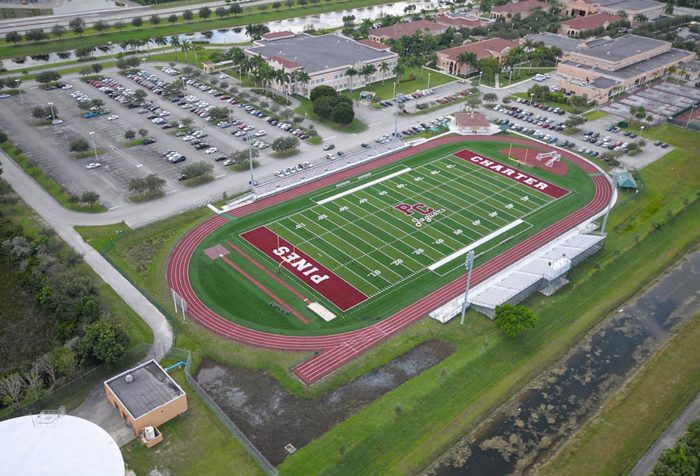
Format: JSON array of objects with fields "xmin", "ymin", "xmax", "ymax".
[{"xmin": 630, "ymin": 390, "xmax": 700, "ymax": 476}]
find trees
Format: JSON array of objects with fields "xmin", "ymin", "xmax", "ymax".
[
  {"xmin": 456, "ymin": 51, "xmax": 478, "ymax": 76},
  {"xmin": 630, "ymin": 105, "xmax": 647, "ymax": 121},
  {"xmin": 93, "ymin": 20, "xmax": 108, "ymax": 33},
  {"xmin": 215, "ymin": 6, "xmax": 228, "ymax": 17},
  {"xmin": 25, "ymin": 29, "xmax": 48, "ymax": 42},
  {"xmin": 565, "ymin": 115, "xmax": 586, "ymax": 128},
  {"xmin": 332, "ymin": 102, "xmax": 354, "ymax": 124},
  {"xmin": 346, "ymin": 67, "xmax": 358, "ymax": 91},
  {"xmin": 70, "ymin": 138, "xmax": 90, "ymax": 152},
  {"xmin": 310, "ymin": 86, "xmax": 355, "ymax": 125},
  {"xmin": 494, "ymin": 304, "xmax": 537, "ymax": 337},
  {"xmin": 245, "ymin": 23, "xmax": 270, "ymax": 40},
  {"xmin": 272, "ymin": 136, "xmax": 300, "ymax": 152},
  {"xmin": 80, "ymin": 191, "xmax": 100, "ymax": 204},
  {"xmin": 68, "ymin": 18, "xmax": 85, "ymax": 36},
  {"xmin": 664, "ymin": 0, "xmax": 674, "ymax": 14},
  {"xmin": 360, "ymin": 64, "xmax": 377, "ymax": 86},
  {"xmin": 182, "ymin": 162, "xmax": 213, "ymax": 179},
  {"xmin": 131, "ymin": 16, "xmax": 143, "ymax": 29},
  {"xmin": 168, "ymin": 14, "xmax": 178, "ymax": 24},
  {"xmin": 483, "ymin": 92, "xmax": 498, "ymax": 104},
  {"xmin": 124, "ymin": 130, "xmax": 136, "ymax": 140},
  {"xmin": 5, "ymin": 31, "xmax": 22, "ymax": 45},
  {"xmin": 310, "ymin": 85, "xmax": 337, "ymax": 102},
  {"xmin": 199, "ymin": 6, "xmax": 212, "ymax": 19},
  {"xmin": 32, "ymin": 106, "xmax": 49, "ymax": 120},
  {"xmin": 182, "ymin": 9, "xmax": 194, "ymax": 22},
  {"xmin": 35, "ymin": 70, "xmax": 61, "ymax": 86},
  {"xmin": 128, "ymin": 174, "xmax": 166, "ymax": 199},
  {"xmin": 138, "ymin": 129, "xmax": 149, "ymax": 138},
  {"xmin": 379, "ymin": 61, "xmax": 390, "ymax": 85},
  {"xmin": 229, "ymin": 3, "xmax": 243, "ymax": 15},
  {"xmin": 91, "ymin": 63, "xmax": 104, "ymax": 74},
  {"xmin": 79, "ymin": 321, "xmax": 129, "ymax": 365},
  {"xmin": 150, "ymin": 14, "xmax": 161, "ymax": 25}
]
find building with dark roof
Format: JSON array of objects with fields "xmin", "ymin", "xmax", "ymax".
[
  {"xmin": 556, "ymin": 34, "xmax": 697, "ymax": 103},
  {"xmin": 490, "ymin": 0, "xmax": 552, "ymax": 20},
  {"xmin": 435, "ymin": 12, "xmax": 492, "ymax": 28},
  {"xmin": 104, "ymin": 359, "xmax": 187, "ymax": 437},
  {"xmin": 436, "ymin": 38, "xmax": 520, "ymax": 76},
  {"xmin": 245, "ymin": 33, "xmax": 398, "ymax": 97},
  {"xmin": 368, "ymin": 20, "xmax": 448, "ymax": 42},
  {"xmin": 558, "ymin": 13, "xmax": 620, "ymax": 36}
]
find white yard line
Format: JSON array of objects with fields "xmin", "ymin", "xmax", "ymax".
[
  {"xmin": 315, "ymin": 168, "xmax": 412, "ymax": 205},
  {"xmin": 428, "ymin": 219, "xmax": 525, "ymax": 271}
]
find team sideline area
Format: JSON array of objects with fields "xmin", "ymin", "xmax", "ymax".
[{"xmin": 179, "ymin": 138, "xmax": 597, "ymax": 337}]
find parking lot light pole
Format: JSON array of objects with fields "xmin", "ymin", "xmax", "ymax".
[
  {"xmin": 246, "ymin": 133, "xmax": 256, "ymax": 199},
  {"xmin": 686, "ymin": 103, "xmax": 697, "ymax": 129},
  {"xmin": 88, "ymin": 131, "xmax": 98, "ymax": 161},
  {"xmin": 15, "ymin": 79, "xmax": 23, "ymax": 105},
  {"xmin": 47, "ymin": 102, "xmax": 55, "ymax": 122},
  {"xmin": 459, "ymin": 250, "xmax": 475, "ymax": 326},
  {"xmin": 640, "ymin": 125, "xmax": 645, "ymax": 138},
  {"xmin": 427, "ymin": 73, "xmax": 431, "ymax": 91}
]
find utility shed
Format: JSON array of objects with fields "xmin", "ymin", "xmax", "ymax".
[{"xmin": 104, "ymin": 359, "xmax": 187, "ymax": 436}]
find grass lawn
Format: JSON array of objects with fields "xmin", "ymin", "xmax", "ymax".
[
  {"xmin": 347, "ymin": 67, "xmax": 455, "ymax": 101},
  {"xmin": 122, "ymin": 370, "xmax": 264, "ymax": 476},
  {"xmin": 295, "ymin": 96, "xmax": 368, "ymax": 133},
  {"xmin": 538, "ymin": 310, "xmax": 700, "ymax": 476},
  {"xmin": 583, "ymin": 110, "xmax": 608, "ymax": 121},
  {"xmin": 0, "ymin": 0, "xmax": 395, "ymax": 60},
  {"xmin": 77, "ymin": 124, "xmax": 699, "ymax": 474}
]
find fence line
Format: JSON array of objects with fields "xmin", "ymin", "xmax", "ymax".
[
  {"xmin": 167, "ymin": 348, "xmax": 278, "ymax": 476},
  {"xmin": 1, "ymin": 343, "xmax": 151, "ymax": 421}
]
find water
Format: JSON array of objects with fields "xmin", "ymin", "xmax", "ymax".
[
  {"xmin": 0, "ymin": 0, "xmax": 438, "ymax": 71},
  {"xmin": 430, "ymin": 249, "xmax": 700, "ymax": 475}
]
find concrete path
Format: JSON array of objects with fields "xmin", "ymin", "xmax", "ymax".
[
  {"xmin": 629, "ymin": 390, "xmax": 700, "ymax": 476},
  {"xmin": 71, "ymin": 384, "xmax": 136, "ymax": 446}
]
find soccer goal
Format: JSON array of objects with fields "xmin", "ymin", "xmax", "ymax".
[{"xmin": 535, "ymin": 151, "xmax": 561, "ymax": 168}]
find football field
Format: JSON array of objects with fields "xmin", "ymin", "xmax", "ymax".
[
  {"xmin": 240, "ymin": 150, "xmax": 569, "ymax": 311},
  {"xmin": 186, "ymin": 139, "xmax": 594, "ymax": 335}
]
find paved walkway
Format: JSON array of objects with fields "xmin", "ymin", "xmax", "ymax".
[{"xmin": 630, "ymin": 390, "xmax": 700, "ymax": 476}]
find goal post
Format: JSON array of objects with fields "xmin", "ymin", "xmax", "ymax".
[{"xmin": 171, "ymin": 289, "xmax": 188, "ymax": 317}]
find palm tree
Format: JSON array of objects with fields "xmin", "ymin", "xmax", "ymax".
[
  {"xmin": 276, "ymin": 69, "xmax": 290, "ymax": 99},
  {"xmin": 169, "ymin": 36, "xmax": 181, "ymax": 59},
  {"xmin": 393, "ymin": 61, "xmax": 405, "ymax": 84},
  {"xmin": 346, "ymin": 67, "xmax": 358, "ymax": 91},
  {"xmin": 379, "ymin": 61, "xmax": 390, "ymax": 85},
  {"xmin": 360, "ymin": 64, "xmax": 377, "ymax": 87},
  {"xmin": 633, "ymin": 13, "xmax": 648, "ymax": 23},
  {"xmin": 456, "ymin": 51, "xmax": 477, "ymax": 76},
  {"xmin": 295, "ymin": 69, "xmax": 310, "ymax": 95},
  {"xmin": 192, "ymin": 44, "xmax": 205, "ymax": 63}
]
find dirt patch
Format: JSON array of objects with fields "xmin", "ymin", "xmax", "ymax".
[
  {"xmin": 499, "ymin": 148, "xmax": 568, "ymax": 176},
  {"xmin": 196, "ymin": 340, "xmax": 455, "ymax": 465}
]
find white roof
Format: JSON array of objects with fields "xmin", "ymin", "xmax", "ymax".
[{"xmin": 0, "ymin": 415, "xmax": 124, "ymax": 476}]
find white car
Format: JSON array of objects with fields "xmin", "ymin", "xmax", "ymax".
[
  {"xmin": 86, "ymin": 162, "xmax": 101, "ymax": 169},
  {"xmin": 107, "ymin": 114, "xmax": 119, "ymax": 121},
  {"xmin": 205, "ymin": 147, "xmax": 218, "ymax": 154},
  {"xmin": 254, "ymin": 130, "xmax": 266, "ymax": 137}
]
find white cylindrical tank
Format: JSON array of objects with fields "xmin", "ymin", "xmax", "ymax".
[{"xmin": 143, "ymin": 426, "xmax": 156, "ymax": 441}]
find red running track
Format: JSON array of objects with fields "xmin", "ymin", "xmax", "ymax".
[{"xmin": 167, "ymin": 136, "xmax": 614, "ymax": 384}]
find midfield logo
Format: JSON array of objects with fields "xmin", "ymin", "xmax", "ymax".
[{"xmin": 393, "ymin": 202, "xmax": 446, "ymax": 227}]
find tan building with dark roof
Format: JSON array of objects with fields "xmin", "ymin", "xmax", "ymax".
[
  {"xmin": 558, "ymin": 13, "xmax": 620, "ymax": 36},
  {"xmin": 563, "ymin": 0, "xmax": 665, "ymax": 23},
  {"xmin": 490, "ymin": 0, "xmax": 552, "ymax": 20},
  {"xmin": 436, "ymin": 38, "xmax": 520, "ymax": 76},
  {"xmin": 104, "ymin": 360, "xmax": 187, "ymax": 439},
  {"xmin": 369, "ymin": 20, "xmax": 448, "ymax": 42}
]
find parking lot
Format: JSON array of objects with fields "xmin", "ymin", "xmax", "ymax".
[{"xmin": 602, "ymin": 82, "xmax": 700, "ymax": 124}]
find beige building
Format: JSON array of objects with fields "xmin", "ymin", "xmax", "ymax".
[
  {"xmin": 490, "ymin": 0, "xmax": 553, "ymax": 20},
  {"xmin": 368, "ymin": 20, "xmax": 448, "ymax": 42},
  {"xmin": 563, "ymin": 0, "xmax": 665, "ymax": 23},
  {"xmin": 556, "ymin": 34, "xmax": 696, "ymax": 103},
  {"xmin": 245, "ymin": 32, "xmax": 398, "ymax": 97},
  {"xmin": 436, "ymin": 38, "xmax": 520, "ymax": 76},
  {"xmin": 104, "ymin": 360, "xmax": 188, "ymax": 441}
]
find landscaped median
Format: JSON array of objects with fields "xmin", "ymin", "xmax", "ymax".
[{"xmin": 0, "ymin": 138, "xmax": 106, "ymax": 212}]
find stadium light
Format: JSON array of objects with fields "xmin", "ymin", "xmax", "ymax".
[
  {"xmin": 246, "ymin": 133, "xmax": 256, "ymax": 199},
  {"xmin": 459, "ymin": 250, "xmax": 475, "ymax": 326},
  {"xmin": 88, "ymin": 131, "xmax": 98, "ymax": 161},
  {"xmin": 15, "ymin": 79, "xmax": 23, "ymax": 105}
]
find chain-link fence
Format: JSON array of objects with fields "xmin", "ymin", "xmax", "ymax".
[
  {"xmin": 167, "ymin": 348, "xmax": 278, "ymax": 476},
  {"xmin": 0, "ymin": 343, "xmax": 151, "ymax": 421}
]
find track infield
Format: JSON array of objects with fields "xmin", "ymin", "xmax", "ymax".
[{"xmin": 167, "ymin": 135, "xmax": 613, "ymax": 383}]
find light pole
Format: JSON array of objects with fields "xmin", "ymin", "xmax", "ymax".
[
  {"xmin": 459, "ymin": 250, "xmax": 475, "ymax": 326},
  {"xmin": 15, "ymin": 79, "xmax": 23, "ymax": 105},
  {"xmin": 640, "ymin": 125, "xmax": 645, "ymax": 138},
  {"xmin": 427, "ymin": 73, "xmax": 431, "ymax": 91},
  {"xmin": 478, "ymin": 71, "xmax": 483, "ymax": 87},
  {"xmin": 392, "ymin": 81, "xmax": 397, "ymax": 99},
  {"xmin": 393, "ymin": 83, "xmax": 400, "ymax": 137},
  {"xmin": 246, "ymin": 133, "xmax": 256, "ymax": 198},
  {"xmin": 686, "ymin": 103, "xmax": 697, "ymax": 129},
  {"xmin": 47, "ymin": 102, "xmax": 55, "ymax": 122},
  {"xmin": 88, "ymin": 131, "xmax": 98, "ymax": 161}
]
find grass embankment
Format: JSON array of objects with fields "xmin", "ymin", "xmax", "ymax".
[
  {"xmin": 122, "ymin": 370, "xmax": 264, "ymax": 476},
  {"xmin": 583, "ymin": 109, "xmax": 608, "ymax": 121},
  {"xmin": 346, "ymin": 66, "xmax": 455, "ymax": 102},
  {"xmin": 77, "ymin": 123, "xmax": 699, "ymax": 474},
  {"xmin": 538, "ymin": 310, "xmax": 700, "ymax": 476},
  {"xmin": 0, "ymin": 141, "xmax": 107, "ymax": 212},
  {"xmin": 0, "ymin": 0, "xmax": 396, "ymax": 60}
]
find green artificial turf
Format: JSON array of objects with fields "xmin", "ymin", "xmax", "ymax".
[{"xmin": 189, "ymin": 140, "xmax": 596, "ymax": 335}]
